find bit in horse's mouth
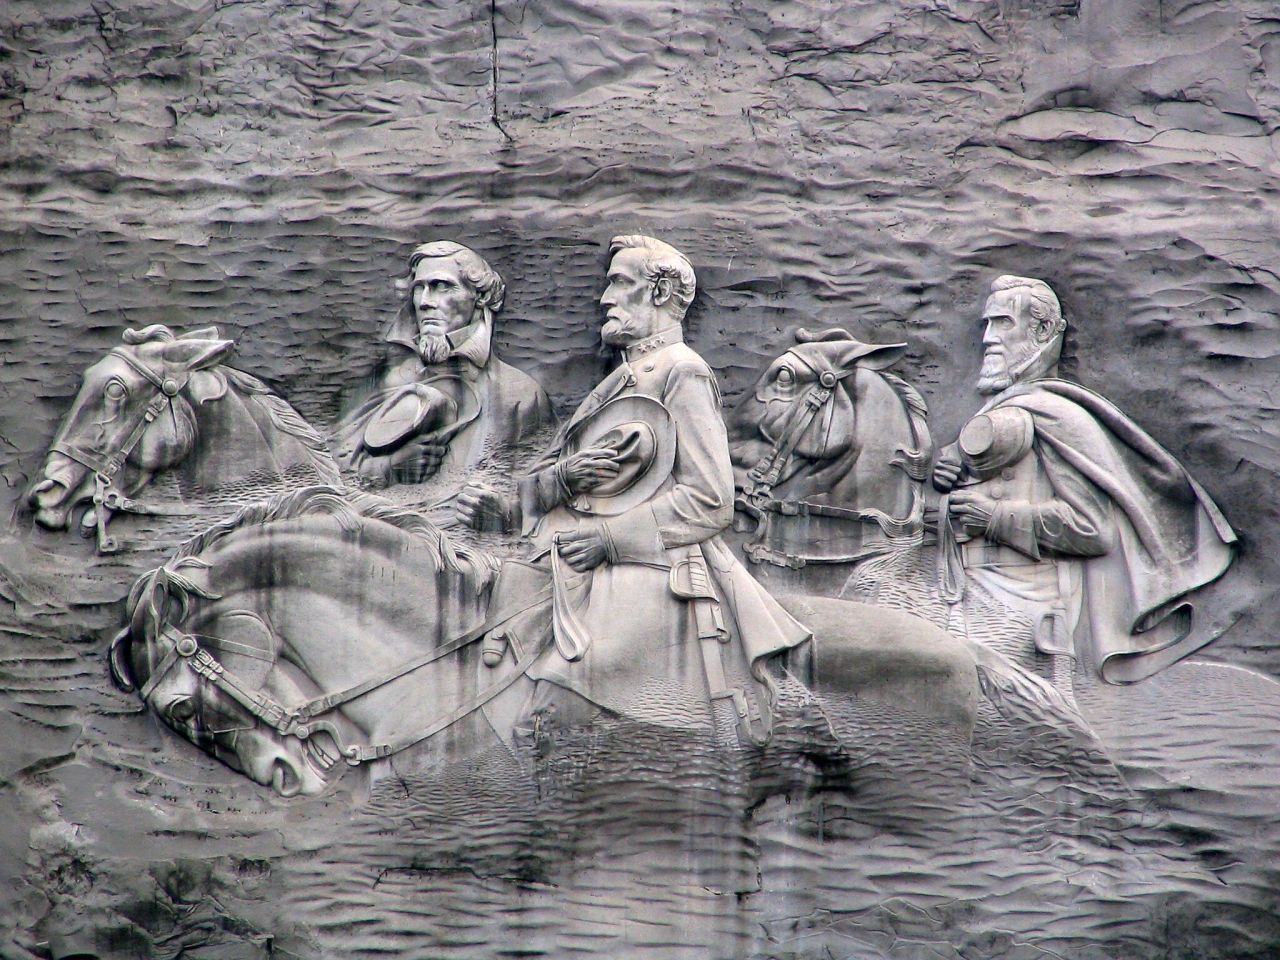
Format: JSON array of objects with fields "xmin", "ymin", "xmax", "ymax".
[{"xmin": 304, "ymin": 733, "xmax": 340, "ymax": 773}]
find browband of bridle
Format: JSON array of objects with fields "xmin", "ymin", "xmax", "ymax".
[{"xmin": 140, "ymin": 578, "xmax": 556, "ymax": 767}]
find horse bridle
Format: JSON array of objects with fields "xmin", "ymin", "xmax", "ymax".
[
  {"xmin": 51, "ymin": 348, "xmax": 197, "ymax": 553},
  {"xmin": 132, "ymin": 566, "xmax": 555, "ymax": 770},
  {"xmin": 736, "ymin": 365, "xmax": 922, "ymax": 568},
  {"xmin": 738, "ymin": 367, "xmax": 842, "ymax": 508}
]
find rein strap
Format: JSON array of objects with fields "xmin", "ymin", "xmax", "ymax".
[{"xmin": 144, "ymin": 577, "xmax": 557, "ymax": 765}]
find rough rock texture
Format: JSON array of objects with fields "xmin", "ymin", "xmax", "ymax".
[{"xmin": 3, "ymin": 0, "xmax": 1280, "ymax": 957}]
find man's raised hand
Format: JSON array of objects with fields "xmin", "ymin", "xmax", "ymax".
[
  {"xmin": 558, "ymin": 447, "xmax": 622, "ymax": 494},
  {"xmin": 932, "ymin": 446, "xmax": 963, "ymax": 493}
]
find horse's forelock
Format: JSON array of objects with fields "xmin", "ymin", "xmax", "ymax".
[
  {"xmin": 113, "ymin": 568, "xmax": 167, "ymax": 694},
  {"xmin": 108, "ymin": 625, "xmax": 138, "ymax": 693},
  {"xmin": 122, "ymin": 324, "xmax": 176, "ymax": 345},
  {"xmin": 795, "ymin": 327, "xmax": 856, "ymax": 345}
]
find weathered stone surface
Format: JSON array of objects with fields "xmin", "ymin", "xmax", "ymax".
[{"xmin": 3, "ymin": 1, "xmax": 1280, "ymax": 958}]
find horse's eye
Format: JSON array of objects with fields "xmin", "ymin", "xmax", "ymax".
[
  {"xmin": 105, "ymin": 380, "xmax": 127, "ymax": 401},
  {"xmin": 776, "ymin": 367, "xmax": 794, "ymax": 386},
  {"xmin": 169, "ymin": 697, "xmax": 196, "ymax": 723}
]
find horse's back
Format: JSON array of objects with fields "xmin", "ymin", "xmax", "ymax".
[{"xmin": 776, "ymin": 593, "xmax": 978, "ymax": 732}]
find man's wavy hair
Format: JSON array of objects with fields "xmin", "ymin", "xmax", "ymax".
[
  {"xmin": 609, "ymin": 235, "xmax": 697, "ymax": 321},
  {"xmin": 405, "ymin": 241, "xmax": 506, "ymax": 319},
  {"xmin": 990, "ymin": 275, "xmax": 1065, "ymax": 344}
]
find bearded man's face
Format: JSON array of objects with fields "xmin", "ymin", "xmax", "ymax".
[
  {"xmin": 599, "ymin": 249, "xmax": 662, "ymax": 348},
  {"xmin": 977, "ymin": 289, "xmax": 1042, "ymax": 395}
]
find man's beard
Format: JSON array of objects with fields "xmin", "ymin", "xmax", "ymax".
[
  {"xmin": 601, "ymin": 317, "xmax": 638, "ymax": 348},
  {"xmin": 976, "ymin": 350, "xmax": 1012, "ymax": 394},
  {"xmin": 416, "ymin": 332, "xmax": 451, "ymax": 365},
  {"xmin": 977, "ymin": 342, "xmax": 1045, "ymax": 394}
]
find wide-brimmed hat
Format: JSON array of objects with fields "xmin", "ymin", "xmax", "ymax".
[
  {"xmin": 564, "ymin": 395, "xmax": 676, "ymax": 515},
  {"xmin": 958, "ymin": 405, "xmax": 1034, "ymax": 478},
  {"xmin": 361, "ymin": 376, "xmax": 480, "ymax": 454}
]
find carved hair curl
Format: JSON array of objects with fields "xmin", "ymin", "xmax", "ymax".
[
  {"xmin": 407, "ymin": 241, "xmax": 505, "ymax": 315},
  {"xmin": 609, "ymin": 235, "xmax": 697, "ymax": 321},
  {"xmin": 990, "ymin": 275, "xmax": 1065, "ymax": 344},
  {"xmin": 122, "ymin": 324, "xmax": 177, "ymax": 345}
]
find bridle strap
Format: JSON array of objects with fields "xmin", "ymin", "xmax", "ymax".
[
  {"xmin": 293, "ymin": 583, "xmax": 553, "ymax": 721},
  {"xmin": 344, "ymin": 628, "xmax": 552, "ymax": 764},
  {"xmin": 49, "ymin": 349, "xmax": 194, "ymax": 551},
  {"xmin": 742, "ymin": 374, "xmax": 839, "ymax": 502},
  {"xmin": 51, "ymin": 390, "xmax": 171, "ymax": 482},
  {"xmin": 140, "ymin": 575, "xmax": 557, "ymax": 765}
]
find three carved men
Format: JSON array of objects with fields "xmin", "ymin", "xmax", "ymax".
[{"xmin": 339, "ymin": 242, "xmax": 1236, "ymax": 723}]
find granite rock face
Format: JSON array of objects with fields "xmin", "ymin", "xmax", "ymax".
[{"xmin": 3, "ymin": 1, "xmax": 1280, "ymax": 958}]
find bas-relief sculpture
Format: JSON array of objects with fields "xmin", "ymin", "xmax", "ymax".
[
  {"xmin": 929, "ymin": 276, "xmax": 1236, "ymax": 698},
  {"xmin": 333, "ymin": 241, "xmax": 554, "ymax": 492},
  {"xmin": 7, "ymin": 235, "xmax": 1278, "ymax": 959},
  {"xmin": 26, "ymin": 325, "xmax": 341, "ymax": 553}
]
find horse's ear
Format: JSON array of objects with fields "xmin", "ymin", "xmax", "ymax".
[
  {"xmin": 187, "ymin": 369, "xmax": 229, "ymax": 405},
  {"xmin": 159, "ymin": 337, "xmax": 235, "ymax": 371},
  {"xmin": 851, "ymin": 341, "xmax": 907, "ymax": 371},
  {"xmin": 108, "ymin": 626, "xmax": 137, "ymax": 693}
]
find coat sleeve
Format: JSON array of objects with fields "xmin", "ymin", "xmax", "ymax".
[
  {"xmin": 984, "ymin": 441, "xmax": 1115, "ymax": 560},
  {"xmin": 603, "ymin": 359, "xmax": 735, "ymax": 564}
]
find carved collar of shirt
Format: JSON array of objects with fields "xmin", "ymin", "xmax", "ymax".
[
  {"xmin": 384, "ymin": 316, "xmax": 493, "ymax": 371},
  {"xmin": 622, "ymin": 325, "xmax": 684, "ymax": 363}
]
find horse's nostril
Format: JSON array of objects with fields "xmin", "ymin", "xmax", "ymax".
[
  {"xmin": 27, "ymin": 478, "xmax": 55, "ymax": 505},
  {"xmin": 272, "ymin": 759, "xmax": 302, "ymax": 798}
]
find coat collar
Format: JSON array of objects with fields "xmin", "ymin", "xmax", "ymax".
[{"xmin": 622, "ymin": 325, "xmax": 683, "ymax": 363}]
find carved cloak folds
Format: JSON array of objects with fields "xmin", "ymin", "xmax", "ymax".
[{"xmin": 972, "ymin": 379, "xmax": 1237, "ymax": 683}]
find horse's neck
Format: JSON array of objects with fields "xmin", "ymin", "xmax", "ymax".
[
  {"xmin": 194, "ymin": 508, "xmax": 497, "ymax": 711},
  {"xmin": 187, "ymin": 373, "xmax": 332, "ymax": 489},
  {"xmin": 845, "ymin": 369, "xmax": 920, "ymax": 517}
]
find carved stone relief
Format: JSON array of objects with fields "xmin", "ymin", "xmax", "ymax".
[{"xmin": 3, "ymin": 3, "xmax": 1280, "ymax": 959}]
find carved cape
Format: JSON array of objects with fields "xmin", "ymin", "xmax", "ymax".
[
  {"xmin": 518, "ymin": 329, "xmax": 811, "ymax": 731},
  {"xmin": 973, "ymin": 378, "xmax": 1236, "ymax": 683}
]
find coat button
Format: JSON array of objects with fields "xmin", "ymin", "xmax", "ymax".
[
  {"xmin": 577, "ymin": 500, "xmax": 592, "ymax": 512},
  {"xmin": 1001, "ymin": 468, "xmax": 1015, "ymax": 481},
  {"xmin": 988, "ymin": 484, "xmax": 1005, "ymax": 500},
  {"xmin": 642, "ymin": 363, "xmax": 654, "ymax": 372}
]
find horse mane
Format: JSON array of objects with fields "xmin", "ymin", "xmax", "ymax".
[
  {"xmin": 878, "ymin": 371, "xmax": 933, "ymax": 482},
  {"xmin": 219, "ymin": 367, "xmax": 343, "ymax": 487},
  {"xmin": 172, "ymin": 485, "xmax": 497, "ymax": 579},
  {"xmin": 113, "ymin": 486, "xmax": 500, "ymax": 692}
]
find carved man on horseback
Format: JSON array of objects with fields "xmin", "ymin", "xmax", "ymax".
[{"xmin": 458, "ymin": 235, "xmax": 811, "ymax": 742}]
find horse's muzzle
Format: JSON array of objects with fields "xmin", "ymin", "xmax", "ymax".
[{"xmin": 27, "ymin": 453, "xmax": 92, "ymax": 530}]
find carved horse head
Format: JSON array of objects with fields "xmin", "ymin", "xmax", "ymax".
[
  {"xmin": 28, "ymin": 324, "xmax": 339, "ymax": 549},
  {"xmin": 110, "ymin": 489, "xmax": 501, "ymax": 797},
  {"xmin": 28, "ymin": 325, "xmax": 234, "ymax": 532},
  {"xmin": 730, "ymin": 328, "xmax": 932, "ymax": 566}
]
